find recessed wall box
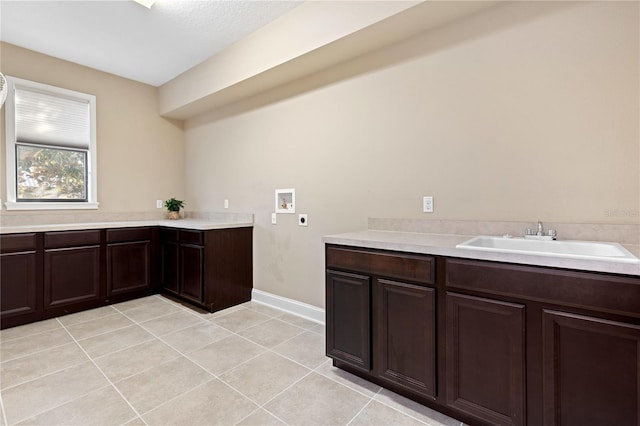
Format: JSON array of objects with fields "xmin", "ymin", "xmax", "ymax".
[{"xmin": 275, "ymin": 188, "xmax": 295, "ymax": 214}]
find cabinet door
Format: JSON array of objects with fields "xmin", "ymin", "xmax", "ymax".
[
  {"xmin": 161, "ymin": 242, "xmax": 179, "ymax": 294},
  {"xmin": 107, "ymin": 241, "xmax": 151, "ymax": 296},
  {"xmin": 446, "ymin": 292, "xmax": 525, "ymax": 426},
  {"xmin": 44, "ymin": 246, "xmax": 100, "ymax": 310},
  {"xmin": 326, "ymin": 270, "xmax": 371, "ymax": 373},
  {"xmin": 1, "ymin": 252, "xmax": 38, "ymax": 318},
  {"xmin": 542, "ymin": 310, "xmax": 640, "ymax": 426},
  {"xmin": 375, "ymin": 279, "xmax": 436, "ymax": 399},
  {"xmin": 180, "ymin": 244, "xmax": 204, "ymax": 303}
]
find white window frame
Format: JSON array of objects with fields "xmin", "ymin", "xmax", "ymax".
[{"xmin": 4, "ymin": 76, "xmax": 98, "ymax": 210}]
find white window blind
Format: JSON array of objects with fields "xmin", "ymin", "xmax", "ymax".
[
  {"xmin": 15, "ymin": 87, "xmax": 91, "ymax": 149},
  {"xmin": 4, "ymin": 76, "xmax": 98, "ymax": 210}
]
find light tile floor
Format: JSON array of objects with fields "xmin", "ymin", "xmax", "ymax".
[{"xmin": 0, "ymin": 295, "xmax": 463, "ymax": 426}]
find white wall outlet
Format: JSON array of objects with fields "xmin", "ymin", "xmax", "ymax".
[
  {"xmin": 224, "ymin": 199, "xmax": 229, "ymax": 209},
  {"xmin": 271, "ymin": 213, "xmax": 277, "ymax": 225},
  {"xmin": 156, "ymin": 199, "xmax": 163, "ymax": 209},
  {"xmin": 298, "ymin": 214, "xmax": 308, "ymax": 226},
  {"xmin": 423, "ymin": 196, "xmax": 434, "ymax": 213}
]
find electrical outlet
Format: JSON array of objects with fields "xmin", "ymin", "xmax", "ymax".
[
  {"xmin": 224, "ymin": 199, "xmax": 229, "ymax": 209},
  {"xmin": 271, "ymin": 213, "xmax": 277, "ymax": 225},
  {"xmin": 298, "ymin": 214, "xmax": 308, "ymax": 226},
  {"xmin": 156, "ymin": 199, "xmax": 163, "ymax": 209},
  {"xmin": 423, "ymin": 196, "xmax": 434, "ymax": 213}
]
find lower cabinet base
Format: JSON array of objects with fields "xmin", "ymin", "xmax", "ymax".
[
  {"xmin": 2, "ymin": 288, "xmax": 156, "ymax": 329},
  {"xmin": 332, "ymin": 359, "xmax": 480, "ymax": 426},
  {"xmin": 2, "ymin": 287, "xmax": 252, "ymax": 330},
  {"xmin": 160, "ymin": 289, "xmax": 251, "ymax": 314}
]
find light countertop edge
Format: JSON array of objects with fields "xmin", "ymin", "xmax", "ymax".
[
  {"xmin": 323, "ymin": 230, "xmax": 640, "ymax": 277},
  {"xmin": 0, "ymin": 219, "xmax": 254, "ymax": 234}
]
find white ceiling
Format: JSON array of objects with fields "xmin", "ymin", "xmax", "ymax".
[{"xmin": 0, "ymin": 0, "xmax": 303, "ymax": 86}]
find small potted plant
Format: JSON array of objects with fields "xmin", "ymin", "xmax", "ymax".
[{"xmin": 165, "ymin": 198, "xmax": 185, "ymax": 220}]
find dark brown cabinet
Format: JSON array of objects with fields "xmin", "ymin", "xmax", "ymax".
[
  {"xmin": 446, "ymin": 258, "xmax": 640, "ymax": 426},
  {"xmin": 160, "ymin": 228, "xmax": 179, "ymax": 293},
  {"xmin": 161, "ymin": 228, "xmax": 204, "ymax": 303},
  {"xmin": 0, "ymin": 233, "xmax": 42, "ymax": 326},
  {"xmin": 375, "ymin": 278, "xmax": 436, "ymax": 399},
  {"xmin": 160, "ymin": 226, "xmax": 253, "ymax": 312},
  {"xmin": 542, "ymin": 310, "xmax": 640, "ymax": 426},
  {"xmin": 106, "ymin": 227, "xmax": 154, "ymax": 298},
  {"xmin": 180, "ymin": 244, "xmax": 204, "ymax": 303},
  {"xmin": 44, "ymin": 230, "xmax": 101, "ymax": 311},
  {"xmin": 446, "ymin": 292, "xmax": 525, "ymax": 426},
  {"xmin": 326, "ymin": 270, "xmax": 371, "ymax": 373},
  {"xmin": 1, "ymin": 224, "xmax": 252, "ymax": 329},
  {"xmin": 326, "ymin": 244, "xmax": 640, "ymax": 426},
  {"xmin": 326, "ymin": 245, "xmax": 437, "ymax": 401}
]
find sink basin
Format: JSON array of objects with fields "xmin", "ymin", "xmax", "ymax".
[{"xmin": 456, "ymin": 236, "xmax": 640, "ymax": 263}]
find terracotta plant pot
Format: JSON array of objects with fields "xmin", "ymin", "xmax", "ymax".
[{"xmin": 168, "ymin": 211, "xmax": 180, "ymax": 220}]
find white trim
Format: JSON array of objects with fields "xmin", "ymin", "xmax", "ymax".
[
  {"xmin": 251, "ymin": 288, "xmax": 325, "ymax": 325},
  {"xmin": 4, "ymin": 76, "xmax": 98, "ymax": 209},
  {"xmin": 4, "ymin": 201, "xmax": 99, "ymax": 211}
]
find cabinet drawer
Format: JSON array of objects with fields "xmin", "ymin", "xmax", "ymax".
[
  {"xmin": 0, "ymin": 233, "xmax": 37, "ymax": 253},
  {"xmin": 326, "ymin": 245, "xmax": 434, "ymax": 285},
  {"xmin": 180, "ymin": 230, "xmax": 204, "ymax": 245},
  {"xmin": 446, "ymin": 258, "xmax": 640, "ymax": 319},
  {"xmin": 106, "ymin": 227, "xmax": 152, "ymax": 243},
  {"xmin": 45, "ymin": 230, "xmax": 101, "ymax": 249},
  {"xmin": 160, "ymin": 228, "xmax": 179, "ymax": 243}
]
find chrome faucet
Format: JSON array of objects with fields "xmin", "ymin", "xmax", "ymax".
[{"xmin": 525, "ymin": 221, "xmax": 557, "ymax": 240}]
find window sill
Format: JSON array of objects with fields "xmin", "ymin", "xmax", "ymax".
[{"xmin": 4, "ymin": 202, "xmax": 99, "ymax": 211}]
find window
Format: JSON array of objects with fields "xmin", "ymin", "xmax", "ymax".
[{"xmin": 4, "ymin": 77, "xmax": 98, "ymax": 210}]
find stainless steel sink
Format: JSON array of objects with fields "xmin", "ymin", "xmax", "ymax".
[{"xmin": 456, "ymin": 236, "xmax": 639, "ymax": 263}]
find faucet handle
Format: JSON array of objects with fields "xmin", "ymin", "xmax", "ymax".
[
  {"xmin": 525, "ymin": 228, "xmax": 534, "ymax": 236},
  {"xmin": 548, "ymin": 229, "xmax": 557, "ymax": 239}
]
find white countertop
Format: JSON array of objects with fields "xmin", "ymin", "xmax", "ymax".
[
  {"xmin": 0, "ymin": 219, "xmax": 253, "ymax": 234},
  {"xmin": 323, "ymin": 230, "xmax": 640, "ymax": 276}
]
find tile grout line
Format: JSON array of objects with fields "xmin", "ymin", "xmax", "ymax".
[
  {"xmin": 213, "ymin": 371, "xmax": 295, "ymax": 424},
  {"xmin": 110, "ymin": 307, "xmax": 219, "ymax": 385},
  {"xmin": 112, "ymin": 301, "xmax": 234, "ymax": 420},
  {"xmin": 226, "ymin": 305, "xmax": 453, "ymax": 424},
  {"xmin": 304, "ymin": 360, "xmax": 440, "ymax": 425},
  {"xmin": 2, "ymin": 297, "xmax": 328, "ymax": 426},
  {"xmin": 0, "ymin": 339, "xmax": 79, "ymax": 366},
  {"xmin": 144, "ymin": 299, "xmax": 317, "ymax": 417},
  {"xmin": 55, "ymin": 318, "xmax": 149, "ymax": 426},
  {"xmin": 70, "ymin": 322, "xmax": 143, "ymax": 344},
  {"xmin": 55, "ymin": 306, "xmax": 120, "ymax": 327},
  {"xmin": 157, "ymin": 297, "xmax": 321, "ymax": 342},
  {"xmin": 4, "ymin": 297, "xmax": 461, "ymax": 425},
  {"xmin": 369, "ymin": 388, "xmax": 456, "ymax": 426},
  {"xmin": 0, "ymin": 347, "xmax": 91, "ymax": 393},
  {"xmin": 133, "ymin": 377, "xmax": 219, "ymax": 419},
  {"xmin": 231, "ymin": 407, "xmax": 264, "ymax": 426},
  {"xmin": 0, "ymin": 323, "xmax": 64, "ymax": 344},
  {"xmin": 0, "ymin": 392, "xmax": 8, "ymax": 426},
  {"xmin": 250, "ymin": 368, "xmax": 317, "ymax": 426},
  {"xmin": 345, "ymin": 397, "xmax": 375, "ymax": 426},
  {"xmin": 310, "ymin": 360, "xmax": 383, "ymax": 402},
  {"xmin": 116, "ymin": 299, "xmax": 324, "ymax": 425}
]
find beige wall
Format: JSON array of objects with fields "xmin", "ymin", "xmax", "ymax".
[
  {"xmin": 0, "ymin": 43, "xmax": 185, "ymax": 220},
  {"xmin": 184, "ymin": 2, "xmax": 640, "ymax": 308}
]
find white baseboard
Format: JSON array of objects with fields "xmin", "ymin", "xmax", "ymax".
[{"xmin": 251, "ymin": 289, "xmax": 325, "ymax": 325}]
